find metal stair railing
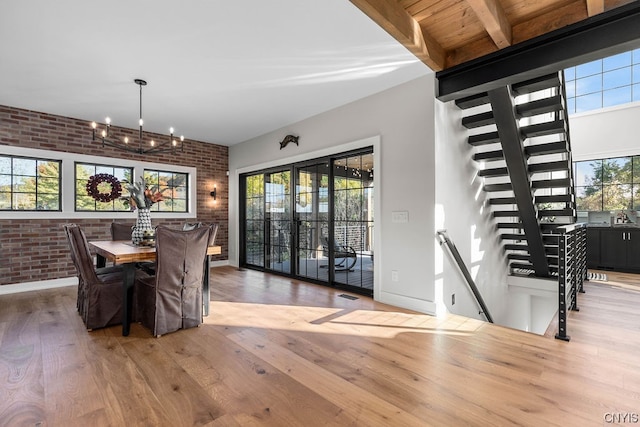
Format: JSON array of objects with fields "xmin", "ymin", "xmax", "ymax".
[
  {"xmin": 436, "ymin": 230, "xmax": 494, "ymax": 323},
  {"xmin": 554, "ymin": 222, "xmax": 587, "ymax": 341}
]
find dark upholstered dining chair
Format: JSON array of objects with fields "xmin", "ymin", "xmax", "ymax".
[
  {"xmin": 134, "ymin": 225, "xmax": 212, "ymax": 337},
  {"xmin": 64, "ymin": 223, "xmax": 121, "ymax": 315},
  {"xmin": 65, "ymin": 224, "xmax": 124, "ymax": 330},
  {"xmin": 182, "ymin": 222, "xmax": 202, "ymax": 231},
  {"xmin": 110, "ymin": 222, "xmax": 133, "ymax": 241}
]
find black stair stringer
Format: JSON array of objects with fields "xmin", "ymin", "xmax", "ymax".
[{"xmin": 488, "ymin": 86, "xmax": 550, "ymax": 277}]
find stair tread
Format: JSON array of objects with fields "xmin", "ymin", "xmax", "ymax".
[
  {"xmin": 532, "ymin": 178, "xmax": 572, "ymax": 188},
  {"xmin": 489, "ymin": 197, "xmax": 517, "ymax": 204},
  {"xmin": 469, "ymin": 131, "xmax": 500, "ymax": 146},
  {"xmin": 529, "ymin": 160, "xmax": 570, "ymax": 173},
  {"xmin": 479, "ymin": 167, "xmax": 509, "ymax": 177},
  {"xmin": 525, "ymin": 141, "xmax": 568, "ymax": 156},
  {"xmin": 512, "ymin": 73, "xmax": 561, "ymax": 95},
  {"xmin": 504, "ymin": 244, "xmax": 529, "ymax": 251},
  {"xmin": 535, "ymin": 194, "xmax": 574, "ymax": 203},
  {"xmin": 516, "ymin": 95, "xmax": 563, "ymax": 118},
  {"xmin": 484, "ymin": 183, "xmax": 513, "ymax": 192},
  {"xmin": 539, "ymin": 208, "xmax": 575, "ymax": 216},
  {"xmin": 462, "ymin": 111, "xmax": 495, "ymax": 129},
  {"xmin": 474, "ymin": 149, "xmax": 504, "ymax": 161},
  {"xmin": 455, "ymin": 92, "xmax": 490, "ymax": 109},
  {"xmin": 497, "ymin": 222, "xmax": 524, "ymax": 229},
  {"xmin": 521, "ymin": 120, "xmax": 566, "ymax": 138},
  {"xmin": 500, "ymin": 233, "xmax": 528, "ymax": 240},
  {"xmin": 493, "ymin": 210, "xmax": 520, "ymax": 217}
]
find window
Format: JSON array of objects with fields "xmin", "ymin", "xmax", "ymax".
[
  {"xmin": 574, "ymin": 156, "xmax": 640, "ymax": 212},
  {"xmin": 0, "ymin": 155, "xmax": 61, "ymax": 211},
  {"xmin": 143, "ymin": 169, "xmax": 188, "ymax": 212},
  {"xmin": 75, "ymin": 163, "xmax": 133, "ymax": 211},
  {"xmin": 565, "ymin": 48, "xmax": 640, "ymax": 114}
]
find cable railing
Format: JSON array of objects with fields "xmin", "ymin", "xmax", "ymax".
[
  {"xmin": 436, "ymin": 230, "xmax": 494, "ymax": 323},
  {"xmin": 554, "ymin": 222, "xmax": 587, "ymax": 341}
]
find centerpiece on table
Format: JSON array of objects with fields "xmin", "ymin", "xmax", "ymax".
[{"xmin": 123, "ymin": 177, "xmax": 165, "ymax": 245}]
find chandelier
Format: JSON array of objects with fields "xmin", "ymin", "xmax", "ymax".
[{"xmin": 91, "ymin": 79, "xmax": 185, "ymax": 154}]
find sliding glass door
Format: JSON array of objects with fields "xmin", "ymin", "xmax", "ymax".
[
  {"xmin": 294, "ymin": 160, "xmax": 330, "ymax": 282},
  {"xmin": 240, "ymin": 148, "xmax": 374, "ymax": 295},
  {"xmin": 332, "ymin": 152, "xmax": 374, "ymax": 291}
]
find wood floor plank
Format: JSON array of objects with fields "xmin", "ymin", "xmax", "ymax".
[
  {"xmin": 0, "ymin": 293, "xmax": 46, "ymax": 426},
  {"xmin": 227, "ymin": 328, "xmax": 428, "ymax": 426}
]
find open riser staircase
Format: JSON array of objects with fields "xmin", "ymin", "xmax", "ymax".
[{"xmin": 456, "ymin": 72, "xmax": 577, "ymax": 278}]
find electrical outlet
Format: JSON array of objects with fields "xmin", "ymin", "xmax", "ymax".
[
  {"xmin": 391, "ymin": 270, "xmax": 399, "ymax": 282},
  {"xmin": 452, "ymin": 293, "xmax": 456, "ymax": 305}
]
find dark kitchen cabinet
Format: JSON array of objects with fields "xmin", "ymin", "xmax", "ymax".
[{"xmin": 588, "ymin": 227, "xmax": 640, "ymax": 271}]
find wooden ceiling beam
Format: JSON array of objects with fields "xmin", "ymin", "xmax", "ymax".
[
  {"xmin": 586, "ymin": 0, "xmax": 605, "ymax": 16},
  {"xmin": 349, "ymin": 0, "xmax": 446, "ymax": 71},
  {"xmin": 436, "ymin": 1, "xmax": 640, "ymax": 101},
  {"xmin": 465, "ymin": 0, "xmax": 512, "ymax": 49}
]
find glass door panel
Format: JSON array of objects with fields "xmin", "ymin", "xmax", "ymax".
[
  {"xmin": 332, "ymin": 153, "xmax": 374, "ymax": 291},
  {"xmin": 244, "ymin": 174, "xmax": 264, "ymax": 267},
  {"xmin": 295, "ymin": 161, "xmax": 329, "ymax": 281},
  {"xmin": 266, "ymin": 170, "xmax": 291, "ymax": 274}
]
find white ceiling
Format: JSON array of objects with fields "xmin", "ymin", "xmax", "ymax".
[{"xmin": 0, "ymin": 0, "xmax": 431, "ymax": 146}]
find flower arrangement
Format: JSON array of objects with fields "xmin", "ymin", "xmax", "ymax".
[{"xmin": 122, "ymin": 177, "xmax": 166, "ymax": 210}]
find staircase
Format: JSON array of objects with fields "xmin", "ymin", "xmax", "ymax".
[{"xmin": 456, "ymin": 72, "xmax": 576, "ymax": 278}]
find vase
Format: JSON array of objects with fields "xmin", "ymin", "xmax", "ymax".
[{"xmin": 132, "ymin": 208, "xmax": 153, "ymax": 245}]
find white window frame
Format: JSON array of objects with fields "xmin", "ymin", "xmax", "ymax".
[{"xmin": 0, "ymin": 145, "xmax": 197, "ymax": 220}]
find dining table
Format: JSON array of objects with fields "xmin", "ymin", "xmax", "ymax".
[{"xmin": 89, "ymin": 240, "xmax": 222, "ymax": 336}]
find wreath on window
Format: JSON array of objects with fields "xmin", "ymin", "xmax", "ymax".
[{"xmin": 86, "ymin": 173, "xmax": 122, "ymax": 202}]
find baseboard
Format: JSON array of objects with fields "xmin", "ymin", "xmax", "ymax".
[
  {"xmin": 0, "ymin": 276, "xmax": 77, "ymax": 295},
  {"xmin": 211, "ymin": 260, "xmax": 230, "ymax": 268}
]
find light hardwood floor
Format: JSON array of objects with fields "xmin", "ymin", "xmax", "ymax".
[{"xmin": 1, "ymin": 267, "xmax": 640, "ymax": 426}]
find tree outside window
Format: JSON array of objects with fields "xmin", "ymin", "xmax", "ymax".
[
  {"xmin": 0, "ymin": 155, "xmax": 61, "ymax": 211},
  {"xmin": 143, "ymin": 169, "xmax": 188, "ymax": 212},
  {"xmin": 574, "ymin": 156, "xmax": 639, "ymax": 212}
]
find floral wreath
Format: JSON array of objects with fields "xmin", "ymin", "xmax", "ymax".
[{"xmin": 86, "ymin": 173, "xmax": 122, "ymax": 203}]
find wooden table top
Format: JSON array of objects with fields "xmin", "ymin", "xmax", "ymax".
[{"xmin": 89, "ymin": 240, "xmax": 222, "ymax": 264}]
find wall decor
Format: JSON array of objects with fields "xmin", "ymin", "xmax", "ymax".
[{"xmin": 279, "ymin": 134, "xmax": 299, "ymax": 150}]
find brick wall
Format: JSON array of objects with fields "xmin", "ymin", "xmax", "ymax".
[{"xmin": 0, "ymin": 105, "xmax": 229, "ymax": 286}]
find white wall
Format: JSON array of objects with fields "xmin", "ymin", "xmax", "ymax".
[
  {"xmin": 434, "ymin": 99, "xmax": 511, "ymax": 322},
  {"xmin": 570, "ymin": 101, "xmax": 640, "ymax": 160},
  {"xmin": 229, "ymin": 74, "xmax": 439, "ymax": 314}
]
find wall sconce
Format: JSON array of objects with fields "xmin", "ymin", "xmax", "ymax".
[{"xmin": 210, "ymin": 186, "xmax": 217, "ymax": 201}]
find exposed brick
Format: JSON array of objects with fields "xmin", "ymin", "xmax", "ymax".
[{"xmin": 0, "ymin": 105, "xmax": 229, "ymax": 286}]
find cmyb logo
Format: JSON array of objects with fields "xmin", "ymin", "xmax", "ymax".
[{"xmin": 604, "ymin": 412, "xmax": 640, "ymax": 424}]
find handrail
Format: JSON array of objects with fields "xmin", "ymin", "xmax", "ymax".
[
  {"xmin": 436, "ymin": 229, "xmax": 494, "ymax": 323},
  {"xmin": 555, "ymin": 222, "xmax": 588, "ymax": 341}
]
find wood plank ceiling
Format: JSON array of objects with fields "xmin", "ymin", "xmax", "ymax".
[{"xmin": 350, "ymin": 0, "xmax": 636, "ymax": 72}]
